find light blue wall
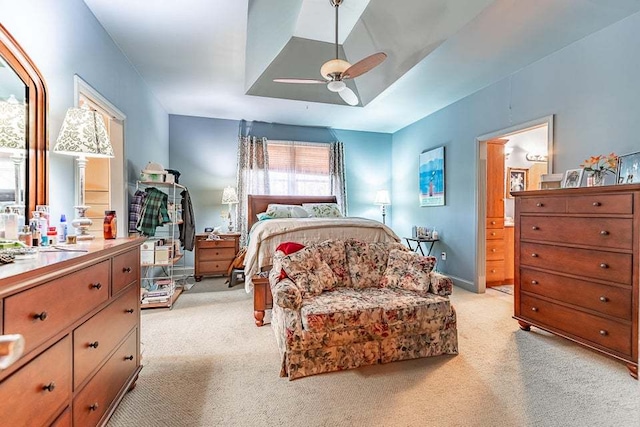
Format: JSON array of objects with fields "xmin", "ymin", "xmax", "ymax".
[
  {"xmin": 169, "ymin": 115, "xmax": 392, "ymax": 266},
  {"xmin": 391, "ymin": 11, "xmax": 640, "ymax": 292},
  {"xmin": 0, "ymin": 0, "xmax": 169, "ymax": 222}
]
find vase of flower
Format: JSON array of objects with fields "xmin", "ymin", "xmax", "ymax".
[{"xmin": 580, "ymin": 153, "xmax": 618, "ymax": 187}]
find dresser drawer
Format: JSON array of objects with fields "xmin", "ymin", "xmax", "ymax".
[
  {"xmin": 51, "ymin": 408, "xmax": 71, "ymax": 427},
  {"xmin": 486, "ymin": 260, "xmax": 505, "ymax": 282},
  {"xmin": 73, "ymin": 284, "xmax": 139, "ymax": 389},
  {"xmin": 73, "ymin": 330, "xmax": 138, "ymax": 427},
  {"xmin": 4, "ymin": 261, "xmax": 110, "ymax": 354},
  {"xmin": 0, "ymin": 336, "xmax": 71, "ymax": 427},
  {"xmin": 486, "ymin": 217, "xmax": 503, "ymax": 229},
  {"xmin": 519, "ymin": 197, "xmax": 566, "ymax": 213},
  {"xmin": 521, "ymin": 268, "xmax": 632, "ymax": 320},
  {"xmin": 520, "ymin": 216, "xmax": 633, "ymax": 250},
  {"xmin": 520, "ymin": 294, "xmax": 631, "ymax": 356},
  {"xmin": 199, "ymin": 247, "xmax": 236, "ymax": 261},
  {"xmin": 486, "ymin": 228, "xmax": 504, "ymax": 240},
  {"xmin": 112, "ymin": 248, "xmax": 139, "ymax": 295},
  {"xmin": 567, "ymin": 193, "xmax": 633, "ymax": 215},
  {"xmin": 520, "ymin": 242, "xmax": 632, "ymax": 284},
  {"xmin": 486, "ymin": 240, "xmax": 504, "ymax": 261},
  {"xmin": 198, "ymin": 239, "xmax": 236, "ymax": 249},
  {"xmin": 199, "ymin": 260, "xmax": 232, "ymax": 275}
]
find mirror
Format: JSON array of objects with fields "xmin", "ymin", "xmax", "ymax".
[{"xmin": 0, "ymin": 24, "xmax": 47, "ymax": 220}]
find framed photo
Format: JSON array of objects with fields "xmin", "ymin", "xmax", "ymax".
[
  {"xmin": 539, "ymin": 173, "xmax": 563, "ymax": 190},
  {"xmin": 617, "ymin": 151, "xmax": 640, "ymax": 184},
  {"xmin": 561, "ymin": 168, "xmax": 584, "ymax": 188},
  {"xmin": 506, "ymin": 167, "xmax": 528, "ymax": 198},
  {"xmin": 419, "ymin": 146, "xmax": 445, "ymax": 206}
]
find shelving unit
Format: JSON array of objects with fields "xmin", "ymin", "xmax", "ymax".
[{"xmin": 136, "ymin": 180, "xmax": 187, "ymax": 309}]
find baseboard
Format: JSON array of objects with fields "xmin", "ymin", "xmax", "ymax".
[{"xmin": 447, "ymin": 275, "xmax": 477, "ymax": 293}]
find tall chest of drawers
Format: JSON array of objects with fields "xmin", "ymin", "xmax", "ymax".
[
  {"xmin": 0, "ymin": 237, "xmax": 144, "ymax": 426},
  {"xmin": 513, "ymin": 185, "xmax": 639, "ymax": 378}
]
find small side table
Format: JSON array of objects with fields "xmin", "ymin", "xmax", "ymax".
[
  {"xmin": 404, "ymin": 237, "xmax": 439, "ymax": 256},
  {"xmin": 253, "ymin": 273, "xmax": 272, "ymax": 327}
]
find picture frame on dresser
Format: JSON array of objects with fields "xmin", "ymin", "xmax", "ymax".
[
  {"xmin": 617, "ymin": 151, "xmax": 640, "ymax": 184},
  {"xmin": 506, "ymin": 167, "xmax": 528, "ymax": 198},
  {"xmin": 561, "ymin": 168, "xmax": 584, "ymax": 188}
]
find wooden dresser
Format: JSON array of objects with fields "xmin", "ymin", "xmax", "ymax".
[
  {"xmin": 0, "ymin": 237, "xmax": 144, "ymax": 426},
  {"xmin": 513, "ymin": 185, "xmax": 639, "ymax": 378},
  {"xmin": 486, "ymin": 139, "xmax": 507, "ymax": 285},
  {"xmin": 194, "ymin": 233, "xmax": 240, "ymax": 281}
]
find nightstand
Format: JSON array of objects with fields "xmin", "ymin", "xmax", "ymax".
[{"xmin": 194, "ymin": 233, "xmax": 240, "ymax": 281}]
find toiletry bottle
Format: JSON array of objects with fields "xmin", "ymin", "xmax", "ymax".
[
  {"xmin": 4, "ymin": 207, "xmax": 18, "ymax": 240},
  {"xmin": 103, "ymin": 210, "xmax": 117, "ymax": 239},
  {"xmin": 58, "ymin": 214, "xmax": 68, "ymax": 244},
  {"xmin": 47, "ymin": 227, "xmax": 57, "ymax": 245},
  {"xmin": 30, "ymin": 220, "xmax": 40, "ymax": 247},
  {"xmin": 19, "ymin": 225, "xmax": 32, "ymax": 246}
]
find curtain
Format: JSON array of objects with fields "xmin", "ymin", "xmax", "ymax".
[
  {"xmin": 236, "ymin": 135, "xmax": 269, "ymax": 245},
  {"xmin": 330, "ymin": 141, "xmax": 347, "ymax": 215}
]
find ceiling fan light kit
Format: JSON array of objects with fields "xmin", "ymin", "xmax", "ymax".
[{"xmin": 273, "ymin": 0, "xmax": 387, "ymax": 106}]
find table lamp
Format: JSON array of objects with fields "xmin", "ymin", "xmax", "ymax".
[
  {"xmin": 0, "ymin": 95, "xmax": 26, "ymax": 213},
  {"xmin": 374, "ymin": 190, "xmax": 390, "ymax": 224},
  {"xmin": 53, "ymin": 105, "xmax": 114, "ymax": 240},
  {"xmin": 221, "ymin": 186, "xmax": 239, "ymax": 232}
]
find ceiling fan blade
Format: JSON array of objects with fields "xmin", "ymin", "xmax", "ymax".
[
  {"xmin": 273, "ymin": 78, "xmax": 327, "ymax": 84},
  {"xmin": 338, "ymin": 87, "xmax": 359, "ymax": 106},
  {"xmin": 342, "ymin": 52, "xmax": 387, "ymax": 79}
]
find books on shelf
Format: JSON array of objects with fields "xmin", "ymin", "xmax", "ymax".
[{"xmin": 141, "ymin": 279, "xmax": 175, "ymax": 304}]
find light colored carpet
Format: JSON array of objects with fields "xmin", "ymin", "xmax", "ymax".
[{"xmin": 108, "ymin": 279, "xmax": 640, "ymax": 427}]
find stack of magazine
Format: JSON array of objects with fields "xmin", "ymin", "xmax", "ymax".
[{"xmin": 141, "ymin": 279, "xmax": 175, "ymax": 305}]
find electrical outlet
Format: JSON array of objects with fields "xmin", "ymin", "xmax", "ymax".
[{"xmin": 441, "ymin": 251, "xmax": 447, "ymax": 261}]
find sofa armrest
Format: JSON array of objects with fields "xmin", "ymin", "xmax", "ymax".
[
  {"xmin": 270, "ymin": 277, "xmax": 303, "ymax": 310},
  {"xmin": 429, "ymin": 271, "xmax": 453, "ymax": 296}
]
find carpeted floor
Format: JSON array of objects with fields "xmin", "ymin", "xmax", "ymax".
[{"xmin": 108, "ymin": 279, "xmax": 640, "ymax": 427}]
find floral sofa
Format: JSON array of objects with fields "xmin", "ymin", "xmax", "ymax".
[{"xmin": 269, "ymin": 239, "xmax": 458, "ymax": 380}]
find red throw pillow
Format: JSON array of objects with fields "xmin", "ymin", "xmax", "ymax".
[{"xmin": 276, "ymin": 242, "xmax": 306, "ymax": 280}]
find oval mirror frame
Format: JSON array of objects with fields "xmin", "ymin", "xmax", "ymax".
[{"xmin": 0, "ymin": 24, "xmax": 47, "ymax": 217}]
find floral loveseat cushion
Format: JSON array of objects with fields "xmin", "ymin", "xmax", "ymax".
[{"xmin": 270, "ymin": 239, "xmax": 458, "ymax": 380}]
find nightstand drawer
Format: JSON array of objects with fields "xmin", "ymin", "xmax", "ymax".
[
  {"xmin": 521, "ymin": 268, "xmax": 632, "ymax": 320},
  {"xmin": 198, "ymin": 239, "xmax": 236, "ymax": 249},
  {"xmin": 520, "ymin": 242, "xmax": 632, "ymax": 284},
  {"xmin": 4, "ymin": 261, "xmax": 110, "ymax": 354},
  {"xmin": 199, "ymin": 260, "xmax": 232, "ymax": 274},
  {"xmin": 521, "ymin": 216, "xmax": 632, "ymax": 250},
  {"xmin": 112, "ymin": 248, "xmax": 139, "ymax": 295},
  {"xmin": 199, "ymin": 247, "xmax": 236, "ymax": 261}
]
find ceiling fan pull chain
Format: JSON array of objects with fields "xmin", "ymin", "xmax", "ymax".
[{"xmin": 335, "ymin": 1, "xmax": 339, "ymax": 60}]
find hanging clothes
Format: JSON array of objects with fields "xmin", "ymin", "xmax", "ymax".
[
  {"xmin": 180, "ymin": 188, "xmax": 196, "ymax": 251},
  {"xmin": 137, "ymin": 187, "xmax": 171, "ymax": 236},
  {"xmin": 129, "ymin": 189, "xmax": 148, "ymax": 233}
]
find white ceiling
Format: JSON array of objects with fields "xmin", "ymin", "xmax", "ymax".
[{"xmin": 83, "ymin": 0, "xmax": 640, "ymax": 133}]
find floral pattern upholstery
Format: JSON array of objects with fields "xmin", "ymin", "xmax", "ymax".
[
  {"xmin": 280, "ymin": 246, "xmax": 339, "ymax": 295},
  {"xmin": 380, "ymin": 249, "xmax": 436, "ymax": 295},
  {"xmin": 344, "ymin": 239, "xmax": 409, "ymax": 289},
  {"xmin": 316, "ymin": 239, "xmax": 352, "ymax": 287},
  {"xmin": 270, "ymin": 239, "xmax": 459, "ymax": 380},
  {"xmin": 302, "ymin": 203, "xmax": 343, "ymax": 218}
]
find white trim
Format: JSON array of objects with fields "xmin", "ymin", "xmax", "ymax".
[
  {"xmin": 475, "ymin": 115, "xmax": 554, "ymax": 293},
  {"xmin": 74, "ymin": 75, "xmax": 126, "ymax": 120}
]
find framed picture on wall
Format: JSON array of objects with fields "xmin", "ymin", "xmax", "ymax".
[
  {"xmin": 506, "ymin": 167, "xmax": 528, "ymax": 198},
  {"xmin": 419, "ymin": 146, "xmax": 445, "ymax": 207},
  {"xmin": 617, "ymin": 151, "xmax": 640, "ymax": 184},
  {"xmin": 561, "ymin": 168, "xmax": 584, "ymax": 188}
]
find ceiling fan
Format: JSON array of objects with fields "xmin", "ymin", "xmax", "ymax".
[{"xmin": 273, "ymin": 0, "xmax": 387, "ymax": 106}]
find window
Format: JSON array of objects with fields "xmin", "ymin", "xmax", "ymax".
[{"xmin": 267, "ymin": 141, "xmax": 331, "ymax": 195}]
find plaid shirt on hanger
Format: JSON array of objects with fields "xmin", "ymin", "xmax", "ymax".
[
  {"xmin": 129, "ymin": 190, "xmax": 147, "ymax": 233},
  {"xmin": 137, "ymin": 187, "xmax": 171, "ymax": 236}
]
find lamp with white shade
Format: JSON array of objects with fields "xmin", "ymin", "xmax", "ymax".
[
  {"xmin": 374, "ymin": 190, "xmax": 390, "ymax": 225},
  {"xmin": 221, "ymin": 186, "xmax": 239, "ymax": 232},
  {"xmin": 53, "ymin": 105, "xmax": 114, "ymax": 240},
  {"xmin": 0, "ymin": 95, "xmax": 26, "ymax": 212}
]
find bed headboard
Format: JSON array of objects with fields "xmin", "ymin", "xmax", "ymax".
[{"xmin": 247, "ymin": 194, "xmax": 338, "ymax": 230}]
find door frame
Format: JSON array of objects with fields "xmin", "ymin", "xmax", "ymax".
[
  {"xmin": 74, "ymin": 75, "xmax": 127, "ymax": 237},
  {"xmin": 475, "ymin": 115, "xmax": 554, "ymax": 292}
]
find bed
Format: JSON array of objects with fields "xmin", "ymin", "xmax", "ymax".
[{"xmin": 244, "ymin": 195, "xmax": 400, "ymax": 324}]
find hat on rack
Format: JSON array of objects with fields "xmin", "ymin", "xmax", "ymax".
[{"xmin": 142, "ymin": 161, "xmax": 167, "ymax": 175}]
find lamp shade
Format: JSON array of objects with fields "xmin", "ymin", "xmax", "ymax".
[
  {"xmin": 374, "ymin": 190, "xmax": 390, "ymax": 205},
  {"xmin": 53, "ymin": 106, "xmax": 114, "ymax": 158},
  {"xmin": 0, "ymin": 95, "xmax": 26, "ymax": 153},
  {"xmin": 221, "ymin": 186, "xmax": 239, "ymax": 205}
]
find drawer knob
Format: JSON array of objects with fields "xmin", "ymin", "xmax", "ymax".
[
  {"xmin": 600, "ymin": 230, "xmax": 609, "ymax": 236},
  {"xmin": 491, "ymin": 220, "xmax": 496, "ymax": 225},
  {"xmin": 124, "ymin": 355, "xmax": 134, "ymax": 361},
  {"xmin": 90, "ymin": 282, "xmax": 102, "ymax": 290},
  {"xmin": 491, "ymin": 269, "xmax": 496, "ymax": 273},
  {"xmin": 599, "ymin": 263, "xmax": 608, "ymax": 269},
  {"xmin": 531, "ymin": 280, "xmax": 538, "ymax": 285},
  {"xmin": 89, "ymin": 403, "xmax": 99, "ymax": 412},
  {"xmin": 599, "ymin": 330, "xmax": 608, "ymax": 336},
  {"xmin": 33, "ymin": 311, "xmax": 48, "ymax": 321},
  {"xmin": 531, "ymin": 307, "xmax": 539, "ymax": 312},
  {"xmin": 125, "ymin": 308, "xmax": 135, "ymax": 314},
  {"xmin": 592, "ymin": 202, "xmax": 601, "ymax": 207},
  {"xmin": 42, "ymin": 382, "xmax": 56, "ymax": 392},
  {"xmin": 88, "ymin": 341, "xmax": 100, "ymax": 349},
  {"xmin": 531, "ymin": 253, "xmax": 538, "ymax": 258},
  {"xmin": 531, "ymin": 226, "xmax": 539, "ymax": 230},
  {"xmin": 599, "ymin": 296, "xmax": 608, "ymax": 303},
  {"xmin": 123, "ymin": 267, "xmax": 132, "ymax": 273},
  {"xmin": 492, "ymin": 248, "xmax": 496, "ymax": 252},
  {"xmin": 536, "ymin": 203, "xmax": 543, "ymax": 207},
  {"xmin": 491, "ymin": 232, "xmax": 496, "ymax": 236}
]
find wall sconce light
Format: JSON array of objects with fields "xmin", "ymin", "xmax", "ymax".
[
  {"xmin": 526, "ymin": 152, "xmax": 548, "ymax": 162},
  {"xmin": 373, "ymin": 190, "xmax": 390, "ymax": 225}
]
